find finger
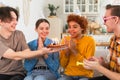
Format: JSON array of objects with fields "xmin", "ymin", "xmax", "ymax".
[
  {"xmin": 90, "ymin": 56, "xmax": 98, "ymax": 61},
  {"xmin": 99, "ymin": 57, "xmax": 104, "ymax": 60},
  {"xmin": 83, "ymin": 65, "xmax": 92, "ymax": 70},
  {"xmin": 83, "ymin": 60, "xmax": 92, "ymax": 69},
  {"xmin": 84, "ymin": 59, "xmax": 95, "ymax": 66}
]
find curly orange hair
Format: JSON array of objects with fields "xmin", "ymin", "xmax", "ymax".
[{"xmin": 67, "ymin": 14, "xmax": 88, "ymax": 34}]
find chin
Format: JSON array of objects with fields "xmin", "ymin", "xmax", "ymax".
[
  {"xmin": 11, "ymin": 29, "xmax": 16, "ymax": 32},
  {"xmin": 107, "ymin": 30, "xmax": 113, "ymax": 33},
  {"xmin": 41, "ymin": 37, "xmax": 46, "ymax": 39},
  {"xmin": 71, "ymin": 35, "xmax": 77, "ymax": 38}
]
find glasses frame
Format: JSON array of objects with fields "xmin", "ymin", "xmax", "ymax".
[{"xmin": 103, "ymin": 16, "xmax": 116, "ymax": 23}]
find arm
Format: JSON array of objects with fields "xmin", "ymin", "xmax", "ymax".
[
  {"xmin": 69, "ymin": 36, "xmax": 96, "ymax": 59},
  {"xmin": 83, "ymin": 57, "xmax": 120, "ymax": 80},
  {"xmin": 2, "ymin": 48, "xmax": 52, "ymax": 60},
  {"xmin": 97, "ymin": 65, "xmax": 120, "ymax": 80}
]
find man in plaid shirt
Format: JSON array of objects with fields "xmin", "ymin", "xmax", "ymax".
[{"xmin": 83, "ymin": 4, "xmax": 120, "ymax": 80}]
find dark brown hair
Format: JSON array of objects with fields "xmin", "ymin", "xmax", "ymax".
[
  {"xmin": 35, "ymin": 18, "xmax": 50, "ymax": 29},
  {"xmin": 106, "ymin": 4, "xmax": 120, "ymax": 17},
  {"xmin": 67, "ymin": 14, "xmax": 88, "ymax": 34},
  {"xmin": 0, "ymin": 6, "xmax": 19, "ymax": 22}
]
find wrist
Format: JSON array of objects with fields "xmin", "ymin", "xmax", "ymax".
[
  {"xmin": 70, "ymin": 48, "xmax": 78, "ymax": 54},
  {"xmin": 65, "ymin": 49, "xmax": 70, "ymax": 57},
  {"xmin": 95, "ymin": 64, "xmax": 103, "ymax": 71},
  {"xmin": 37, "ymin": 49, "xmax": 45, "ymax": 55}
]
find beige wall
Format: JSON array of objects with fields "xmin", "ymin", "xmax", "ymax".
[{"xmin": 0, "ymin": 0, "xmax": 114, "ymax": 42}]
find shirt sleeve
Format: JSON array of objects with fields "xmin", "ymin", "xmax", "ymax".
[
  {"xmin": 0, "ymin": 41, "xmax": 9, "ymax": 59},
  {"xmin": 84, "ymin": 37, "xmax": 96, "ymax": 59}
]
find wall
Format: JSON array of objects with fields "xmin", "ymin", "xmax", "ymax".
[
  {"xmin": 43, "ymin": 0, "xmax": 67, "ymax": 33},
  {"xmin": 43, "ymin": 0, "xmax": 115, "ymax": 32},
  {"xmin": 0, "ymin": 0, "xmax": 115, "ymax": 42},
  {"xmin": 0, "ymin": 0, "xmax": 45, "ymax": 42}
]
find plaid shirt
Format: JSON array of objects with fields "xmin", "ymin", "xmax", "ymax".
[{"xmin": 108, "ymin": 35, "xmax": 120, "ymax": 73}]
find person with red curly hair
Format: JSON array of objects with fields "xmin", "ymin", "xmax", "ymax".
[{"xmin": 58, "ymin": 14, "xmax": 96, "ymax": 80}]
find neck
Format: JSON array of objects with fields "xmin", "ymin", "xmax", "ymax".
[
  {"xmin": 73, "ymin": 34, "xmax": 84, "ymax": 40},
  {"xmin": 38, "ymin": 37, "xmax": 45, "ymax": 42},
  {"xmin": 114, "ymin": 23, "xmax": 120, "ymax": 37},
  {"xmin": 0, "ymin": 28, "xmax": 12, "ymax": 39},
  {"xmin": 115, "ymin": 32, "xmax": 120, "ymax": 37}
]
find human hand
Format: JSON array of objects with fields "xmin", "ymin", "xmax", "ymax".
[
  {"xmin": 83, "ymin": 57, "xmax": 102, "ymax": 70},
  {"xmin": 38, "ymin": 37, "xmax": 44, "ymax": 49},
  {"xmin": 63, "ymin": 38, "xmax": 78, "ymax": 55},
  {"xmin": 98, "ymin": 57, "xmax": 105, "ymax": 65},
  {"xmin": 40, "ymin": 47, "xmax": 60, "ymax": 55},
  {"xmin": 69, "ymin": 39, "xmax": 79, "ymax": 55},
  {"xmin": 63, "ymin": 37, "xmax": 70, "ymax": 47},
  {"xmin": 69, "ymin": 39, "xmax": 76, "ymax": 49},
  {"xmin": 38, "ymin": 37, "xmax": 48, "ymax": 58}
]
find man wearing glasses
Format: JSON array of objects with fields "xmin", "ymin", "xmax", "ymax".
[{"xmin": 83, "ymin": 4, "xmax": 120, "ymax": 80}]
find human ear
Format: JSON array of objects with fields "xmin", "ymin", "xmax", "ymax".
[{"xmin": 115, "ymin": 16, "xmax": 119, "ymax": 24}]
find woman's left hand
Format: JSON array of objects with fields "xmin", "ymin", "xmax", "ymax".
[
  {"xmin": 69, "ymin": 39, "xmax": 76, "ymax": 49},
  {"xmin": 69, "ymin": 39, "xmax": 78, "ymax": 54}
]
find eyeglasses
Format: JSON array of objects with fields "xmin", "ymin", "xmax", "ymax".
[{"xmin": 103, "ymin": 16, "xmax": 116, "ymax": 23}]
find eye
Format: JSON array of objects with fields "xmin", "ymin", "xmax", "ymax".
[
  {"xmin": 39, "ymin": 27, "xmax": 43, "ymax": 30},
  {"xmin": 46, "ymin": 27, "xmax": 49, "ymax": 30},
  {"xmin": 68, "ymin": 26, "xmax": 71, "ymax": 29}
]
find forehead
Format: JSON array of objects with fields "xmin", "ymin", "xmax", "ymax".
[
  {"xmin": 69, "ymin": 21, "xmax": 78, "ymax": 24},
  {"xmin": 10, "ymin": 11, "xmax": 17, "ymax": 19},
  {"xmin": 104, "ymin": 9, "xmax": 112, "ymax": 17},
  {"xmin": 38, "ymin": 22, "xmax": 49, "ymax": 27}
]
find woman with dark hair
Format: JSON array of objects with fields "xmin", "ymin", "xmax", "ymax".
[
  {"xmin": 58, "ymin": 14, "xmax": 96, "ymax": 80},
  {"xmin": 24, "ymin": 19, "xmax": 60, "ymax": 80}
]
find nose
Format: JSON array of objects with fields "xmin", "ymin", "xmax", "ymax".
[
  {"xmin": 69, "ymin": 27, "xmax": 74, "ymax": 31},
  {"xmin": 43, "ymin": 29, "xmax": 49, "ymax": 33},
  {"xmin": 103, "ymin": 22, "xmax": 107, "ymax": 25},
  {"xmin": 68, "ymin": 28, "xmax": 74, "ymax": 33}
]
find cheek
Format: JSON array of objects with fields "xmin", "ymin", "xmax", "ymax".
[
  {"xmin": 46, "ymin": 31, "xmax": 49, "ymax": 35},
  {"xmin": 67, "ymin": 29, "xmax": 70, "ymax": 33},
  {"xmin": 37, "ymin": 31, "xmax": 42, "ymax": 35},
  {"xmin": 106, "ymin": 26, "xmax": 114, "ymax": 32}
]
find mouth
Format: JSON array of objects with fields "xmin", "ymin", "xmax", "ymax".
[
  {"xmin": 11, "ymin": 26, "xmax": 16, "ymax": 29},
  {"xmin": 41, "ymin": 34, "xmax": 48, "ymax": 37},
  {"xmin": 69, "ymin": 32, "xmax": 75, "ymax": 36}
]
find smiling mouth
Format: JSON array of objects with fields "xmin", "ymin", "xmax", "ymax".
[
  {"xmin": 11, "ymin": 26, "xmax": 15, "ymax": 29},
  {"xmin": 70, "ymin": 33, "xmax": 75, "ymax": 35}
]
